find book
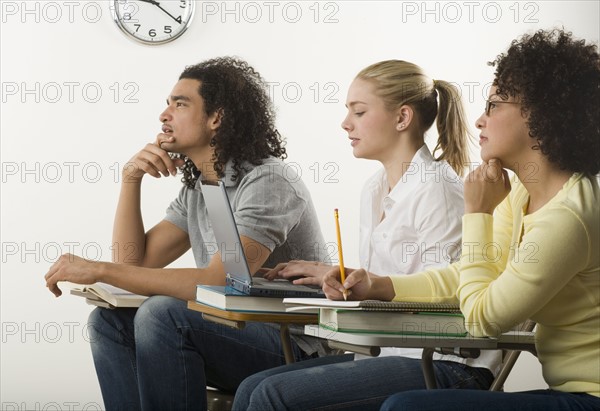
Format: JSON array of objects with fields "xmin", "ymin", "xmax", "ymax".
[
  {"xmin": 283, "ymin": 298, "xmax": 461, "ymax": 313},
  {"xmin": 68, "ymin": 282, "xmax": 148, "ymax": 308},
  {"xmin": 318, "ymin": 308, "xmax": 467, "ymax": 336},
  {"xmin": 196, "ymin": 285, "xmax": 316, "ymax": 313}
]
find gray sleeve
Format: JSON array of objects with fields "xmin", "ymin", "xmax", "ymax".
[
  {"xmin": 164, "ymin": 186, "xmax": 189, "ymax": 233},
  {"xmin": 233, "ymin": 170, "xmax": 307, "ymax": 251}
]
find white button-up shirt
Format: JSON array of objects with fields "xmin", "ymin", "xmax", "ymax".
[
  {"xmin": 356, "ymin": 145, "xmax": 501, "ymax": 372},
  {"xmin": 359, "ymin": 145, "xmax": 463, "ymax": 277}
]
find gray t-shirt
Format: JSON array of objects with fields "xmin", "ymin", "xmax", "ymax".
[
  {"xmin": 165, "ymin": 157, "xmax": 329, "ymax": 267},
  {"xmin": 165, "ymin": 157, "xmax": 331, "ymax": 355}
]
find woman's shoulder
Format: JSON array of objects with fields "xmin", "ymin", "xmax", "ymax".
[
  {"xmin": 521, "ymin": 174, "xmax": 599, "ymax": 248},
  {"xmin": 416, "ymin": 159, "xmax": 464, "ymax": 199},
  {"xmin": 549, "ymin": 174, "xmax": 599, "ymax": 225}
]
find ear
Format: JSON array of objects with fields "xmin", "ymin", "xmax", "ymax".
[
  {"xmin": 208, "ymin": 108, "xmax": 223, "ymax": 131},
  {"xmin": 395, "ymin": 105, "xmax": 414, "ymax": 131}
]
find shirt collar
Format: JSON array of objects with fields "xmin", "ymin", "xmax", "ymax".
[
  {"xmin": 194, "ymin": 159, "xmax": 242, "ymax": 189},
  {"xmin": 386, "ymin": 144, "xmax": 435, "ymax": 203}
]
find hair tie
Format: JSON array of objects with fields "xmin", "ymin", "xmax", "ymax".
[{"xmin": 431, "ymin": 79, "xmax": 440, "ymax": 99}]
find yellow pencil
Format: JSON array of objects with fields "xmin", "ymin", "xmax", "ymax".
[{"xmin": 334, "ymin": 208, "xmax": 348, "ymax": 300}]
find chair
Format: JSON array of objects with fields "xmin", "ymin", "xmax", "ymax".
[
  {"xmin": 489, "ymin": 320, "xmax": 537, "ymax": 391},
  {"xmin": 420, "ymin": 320, "xmax": 537, "ymax": 390},
  {"xmin": 206, "ymin": 386, "xmax": 234, "ymax": 411},
  {"xmin": 188, "ymin": 301, "xmax": 319, "ymax": 411}
]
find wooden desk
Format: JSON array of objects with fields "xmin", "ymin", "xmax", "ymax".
[{"xmin": 187, "ymin": 301, "xmax": 317, "ymax": 364}]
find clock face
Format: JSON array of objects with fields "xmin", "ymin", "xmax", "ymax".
[{"xmin": 112, "ymin": 0, "xmax": 195, "ymax": 45}]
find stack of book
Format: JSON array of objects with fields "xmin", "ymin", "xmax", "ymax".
[
  {"xmin": 283, "ymin": 298, "xmax": 467, "ymax": 337},
  {"xmin": 195, "ymin": 285, "xmax": 315, "ymax": 314}
]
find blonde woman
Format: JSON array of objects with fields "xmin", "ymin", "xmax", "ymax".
[{"xmin": 232, "ymin": 60, "xmax": 499, "ymax": 411}]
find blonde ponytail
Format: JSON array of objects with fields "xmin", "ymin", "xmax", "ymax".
[
  {"xmin": 357, "ymin": 61, "xmax": 470, "ymax": 176},
  {"xmin": 432, "ymin": 79, "xmax": 470, "ymax": 176}
]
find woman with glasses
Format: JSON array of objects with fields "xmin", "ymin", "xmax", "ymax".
[
  {"xmin": 232, "ymin": 60, "xmax": 502, "ymax": 411},
  {"xmin": 324, "ymin": 29, "xmax": 600, "ymax": 411}
]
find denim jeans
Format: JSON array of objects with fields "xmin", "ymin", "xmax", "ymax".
[
  {"xmin": 87, "ymin": 295, "xmax": 312, "ymax": 411},
  {"xmin": 380, "ymin": 389, "xmax": 600, "ymax": 411},
  {"xmin": 232, "ymin": 354, "xmax": 494, "ymax": 411}
]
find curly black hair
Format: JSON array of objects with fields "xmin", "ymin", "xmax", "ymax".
[
  {"xmin": 176, "ymin": 57, "xmax": 287, "ymax": 188},
  {"xmin": 489, "ymin": 29, "xmax": 599, "ymax": 175}
]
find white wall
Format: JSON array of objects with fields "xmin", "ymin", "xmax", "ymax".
[{"xmin": 1, "ymin": 1, "xmax": 597, "ymax": 408}]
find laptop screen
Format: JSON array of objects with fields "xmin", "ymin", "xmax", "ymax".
[{"xmin": 200, "ymin": 180, "xmax": 254, "ymax": 288}]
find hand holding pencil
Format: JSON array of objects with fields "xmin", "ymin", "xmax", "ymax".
[
  {"xmin": 322, "ymin": 266, "xmax": 394, "ymax": 301},
  {"xmin": 325, "ymin": 210, "xmax": 394, "ymax": 301},
  {"xmin": 334, "ymin": 208, "xmax": 348, "ymax": 300}
]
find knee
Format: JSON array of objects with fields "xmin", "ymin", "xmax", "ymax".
[
  {"xmin": 87, "ymin": 306, "xmax": 104, "ymax": 330},
  {"xmin": 86, "ymin": 306, "xmax": 136, "ymax": 351},
  {"xmin": 87, "ymin": 306, "xmax": 122, "ymax": 343},
  {"xmin": 233, "ymin": 373, "xmax": 266, "ymax": 410},
  {"xmin": 133, "ymin": 295, "xmax": 185, "ymax": 337},
  {"xmin": 246, "ymin": 378, "xmax": 292, "ymax": 411},
  {"xmin": 86, "ymin": 307, "xmax": 104, "ymax": 345},
  {"xmin": 380, "ymin": 391, "xmax": 428, "ymax": 411},
  {"xmin": 135, "ymin": 295, "xmax": 180, "ymax": 322}
]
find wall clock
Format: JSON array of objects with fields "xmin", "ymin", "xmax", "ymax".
[{"xmin": 112, "ymin": 0, "xmax": 195, "ymax": 45}]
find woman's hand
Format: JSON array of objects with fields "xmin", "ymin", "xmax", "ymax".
[
  {"xmin": 322, "ymin": 267, "xmax": 369, "ymax": 300},
  {"xmin": 465, "ymin": 158, "xmax": 511, "ymax": 214},
  {"xmin": 323, "ymin": 267, "xmax": 395, "ymax": 301}
]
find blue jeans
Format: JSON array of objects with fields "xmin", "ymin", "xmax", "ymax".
[
  {"xmin": 380, "ymin": 389, "xmax": 600, "ymax": 411},
  {"xmin": 87, "ymin": 295, "xmax": 312, "ymax": 411},
  {"xmin": 232, "ymin": 354, "xmax": 494, "ymax": 411}
]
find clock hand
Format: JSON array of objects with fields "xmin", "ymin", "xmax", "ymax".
[
  {"xmin": 156, "ymin": 3, "xmax": 182, "ymax": 23},
  {"xmin": 138, "ymin": 0, "xmax": 182, "ymax": 24}
]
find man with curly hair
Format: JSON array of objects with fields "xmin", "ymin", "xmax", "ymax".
[{"xmin": 45, "ymin": 57, "xmax": 330, "ymax": 410}]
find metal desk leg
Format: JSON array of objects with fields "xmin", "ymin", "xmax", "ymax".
[
  {"xmin": 280, "ymin": 324, "xmax": 295, "ymax": 364},
  {"xmin": 327, "ymin": 341, "xmax": 381, "ymax": 357},
  {"xmin": 421, "ymin": 347, "xmax": 437, "ymax": 389}
]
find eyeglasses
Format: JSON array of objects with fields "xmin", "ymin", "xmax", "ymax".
[{"xmin": 485, "ymin": 99, "xmax": 520, "ymax": 116}]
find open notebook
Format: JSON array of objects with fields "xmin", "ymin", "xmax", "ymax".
[{"xmin": 68, "ymin": 282, "xmax": 147, "ymax": 308}]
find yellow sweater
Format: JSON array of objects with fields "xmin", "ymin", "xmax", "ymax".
[{"xmin": 390, "ymin": 173, "xmax": 599, "ymax": 396}]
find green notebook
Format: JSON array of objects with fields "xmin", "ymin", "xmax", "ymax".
[{"xmin": 318, "ymin": 308, "xmax": 467, "ymax": 336}]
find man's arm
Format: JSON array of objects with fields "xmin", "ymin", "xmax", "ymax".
[
  {"xmin": 112, "ymin": 141, "xmax": 185, "ymax": 267},
  {"xmin": 45, "ymin": 235, "xmax": 271, "ymax": 301},
  {"xmin": 47, "ymin": 139, "xmax": 276, "ymax": 300}
]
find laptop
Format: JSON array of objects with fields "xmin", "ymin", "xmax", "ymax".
[{"xmin": 200, "ymin": 179, "xmax": 325, "ymax": 298}]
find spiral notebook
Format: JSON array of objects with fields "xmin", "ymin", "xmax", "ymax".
[{"xmin": 283, "ymin": 298, "xmax": 461, "ymax": 313}]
